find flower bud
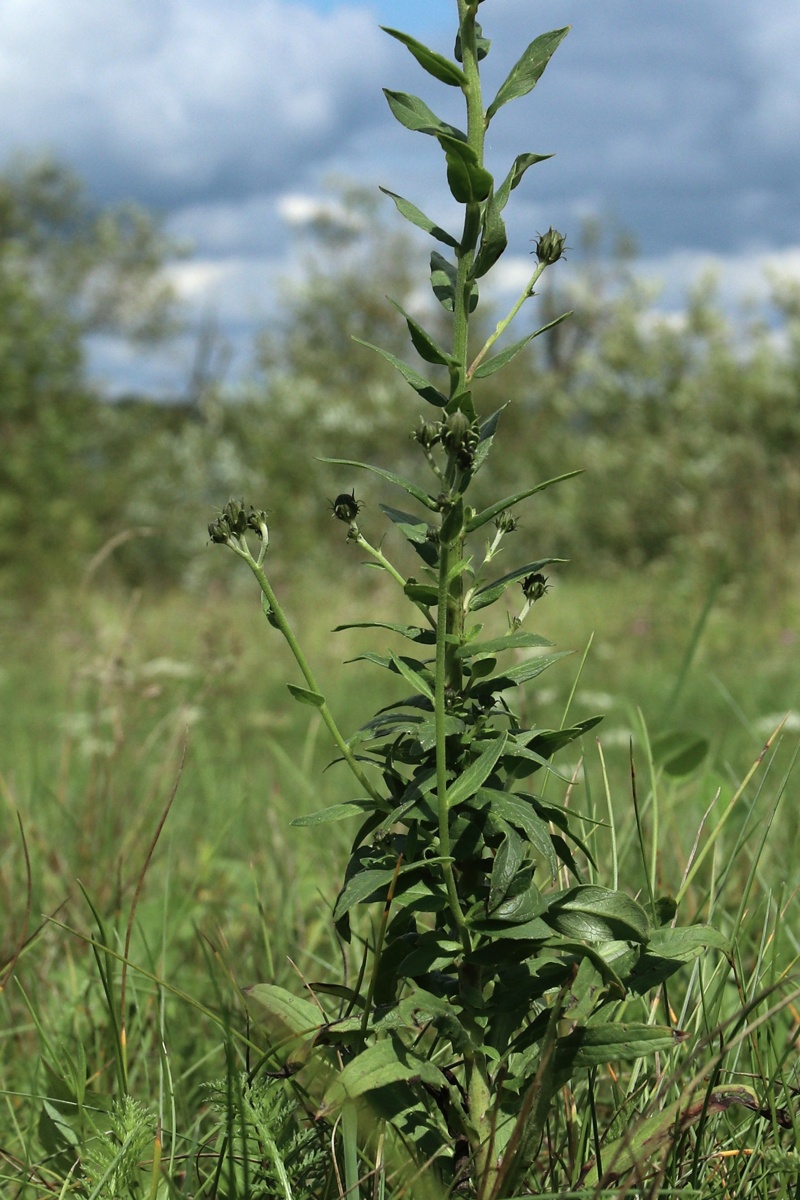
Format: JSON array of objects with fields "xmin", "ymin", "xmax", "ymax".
[
  {"xmin": 533, "ymin": 227, "xmax": 566, "ymax": 266},
  {"xmin": 495, "ymin": 511, "xmax": 518, "ymax": 534},
  {"xmin": 330, "ymin": 490, "xmax": 363, "ymax": 523},
  {"xmin": 222, "ymin": 498, "xmax": 249, "ymax": 537},
  {"xmin": 413, "ymin": 418, "xmax": 441, "ymax": 450},
  {"xmin": 521, "ymin": 572, "xmax": 550, "ymax": 602}
]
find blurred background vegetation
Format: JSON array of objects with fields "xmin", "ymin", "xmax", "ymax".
[{"xmin": 2, "ymin": 158, "xmax": 798, "ymax": 605}]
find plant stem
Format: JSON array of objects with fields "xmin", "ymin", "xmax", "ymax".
[
  {"xmin": 434, "ymin": 535, "xmax": 470, "ymax": 947},
  {"xmin": 235, "ymin": 544, "xmax": 384, "ymax": 807},
  {"xmin": 467, "ymin": 261, "xmax": 548, "ymax": 380},
  {"xmin": 353, "ymin": 531, "xmax": 436, "ymax": 629}
]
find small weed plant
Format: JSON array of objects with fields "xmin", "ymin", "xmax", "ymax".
[{"xmin": 207, "ymin": 5, "xmax": 741, "ymax": 1197}]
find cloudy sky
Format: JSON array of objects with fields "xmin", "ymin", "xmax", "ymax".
[{"xmin": 2, "ymin": 0, "xmax": 798, "ymax": 394}]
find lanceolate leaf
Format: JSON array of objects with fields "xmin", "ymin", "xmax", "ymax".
[
  {"xmin": 291, "ymin": 799, "xmax": 381, "ymax": 827},
  {"xmin": 383, "ymin": 89, "xmax": 466, "ymax": 140},
  {"xmin": 486, "ymin": 27, "xmax": 570, "ymax": 123},
  {"xmin": 287, "ymin": 684, "xmax": 325, "ymax": 708},
  {"xmin": 466, "ymin": 470, "xmax": 584, "ymax": 532},
  {"xmin": 381, "ymin": 27, "xmax": 468, "ymax": 87},
  {"xmin": 388, "ymin": 298, "xmax": 453, "ymax": 366},
  {"xmin": 380, "ymin": 188, "xmax": 459, "ymax": 249},
  {"xmin": 471, "ymin": 311, "xmax": 571, "ymax": 379},
  {"xmin": 387, "ymin": 651, "xmax": 435, "ymax": 701},
  {"xmin": 320, "ymin": 457, "xmax": 440, "ymax": 510},
  {"xmin": 472, "ymin": 190, "xmax": 507, "ymax": 279},
  {"xmin": 482, "ymin": 789, "xmax": 558, "ymax": 880},
  {"xmin": 554, "ymin": 1023, "xmax": 687, "ymax": 1077},
  {"xmin": 456, "ymin": 632, "xmax": 553, "ymax": 661},
  {"xmin": 320, "ymin": 1037, "xmax": 446, "ymax": 1112},
  {"xmin": 245, "ymin": 985, "xmax": 323, "ymax": 1040},
  {"xmin": 351, "ymin": 338, "xmax": 448, "ymax": 407},
  {"xmin": 446, "ymin": 732, "xmax": 508, "ymax": 809},
  {"xmin": 334, "ymin": 619, "xmax": 435, "ymax": 645},
  {"xmin": 495, "ymin": 152, "xmax": 554, "ymax": 212}
]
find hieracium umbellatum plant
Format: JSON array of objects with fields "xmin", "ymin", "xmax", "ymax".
[{"xmin": 209, "ymin": 4, "xmax": 725, "ymax": 1195}]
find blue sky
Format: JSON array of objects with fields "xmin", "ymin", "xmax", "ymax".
[{"xmin": 1, "ymin": 0, "xmax": 797, "ymax": 394}]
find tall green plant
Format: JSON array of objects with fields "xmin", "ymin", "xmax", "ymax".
[{"xmin": 210, "ymin": 5, "xmax": 723, "ymax": 1195}]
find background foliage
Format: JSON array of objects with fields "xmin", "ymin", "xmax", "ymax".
[{"xmin": 1, "ymin": 162, "xmax": 798, "ymax": 600}]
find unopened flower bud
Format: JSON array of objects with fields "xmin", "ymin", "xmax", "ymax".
[
  {"xmin": 521, "ymin": 572, "xmax": 551, "ymax": 602},
  {"xmin": 495, "ymin": 511, "xmax": 518, "ymax": 534},
  {"xmin": 222, "ymin": 498, "xmax": 248, "ymax": 537},
  {"xmin": 413, "ymin": 418, "xmax": 441, "ymax": 450},
  {"xmin": 533, "ymin": 227, "xmax": 566, "ymax": 266},
  {"xmin": 330, "ymin": 490, "xmax": 363, "ymax": 523}
]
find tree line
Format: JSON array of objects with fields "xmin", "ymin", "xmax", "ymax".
[{"xmin": 2, "ymin": 164, "xmax": 798, "ymax": 599}]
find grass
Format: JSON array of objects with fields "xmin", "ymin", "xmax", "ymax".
[{"xmin": 1, "ymin": 566, "xmax": 799, "ymax": 1197}]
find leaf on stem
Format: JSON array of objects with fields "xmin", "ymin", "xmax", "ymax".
[
  {"xmin": 486, "ymin": 27, "xmax": 571, "ymax": 124},
  {"xmin": 388, "ymin": 297, "xmax": 454, "ymax": 366},
  {"xmin": 380, "ymin": 187, "xmax": 459, "ymax": 249},
  {"xmin": 383, "ymin": 89, "xmax": 466, "ymax": 140},
  {"xmin": 287, "ymin": 683, "xmax": 325, "ymax": 708},
  {"xmin": 320, "ymin": 456, "xmax": 440, "ymax": 510},
  {"xmin": 381, "ymin": 27, "xmax": 468, "ymax": 87},
  {"xmin": 446, "ymin": 732, "xmax": 508, "ymax": 809},
  {"xmin": 466, "ymin": 470, "xmax": 584, "ymax": 532},
  {"xmin": 430, "ymin": 250, "xmax": 479, "ymax": 313},
  {"xmin": 351, "ymin": 337, "xmax": 448, "ymax": 407},
  {"xmin": 471, "ymin": 310, "xmax": 571, "ymax": 379}
]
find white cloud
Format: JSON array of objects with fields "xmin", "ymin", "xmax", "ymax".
[{"xmin": 0, "ymin": 0, "xmax": 390, "ymax": 205}]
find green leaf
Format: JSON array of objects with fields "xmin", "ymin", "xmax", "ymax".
[
  {"xmin": 291, "ymin": 799, "xmax": 380, "ymax": 827},
  {"xmin": 333, "ymin": 868, "xmax": 397, "ymax": 921},
  {"xmin": 469, "ymin": 558, "xmax": 566, "ymax": 611},
  {"xmin": 245, "ymin": 984, "xmax": 323, "ymax": 1040},
  {"xmin": 320, "ymin": 457, "xmax": 439, "ymax": 510},
  {"xmin": 351, "ymin": 338, "xmax": 448, "ymax": 407},
  {"xmin": 486, "ymin": 27, "xmax": 570, "ymax": 124},
  {"xmin": 546, "ymin": 886, "xmax": 650, "ymax": 944},
  {"xmin": 388, "ymin": 651, "xmax": 434, "ymax": 701},
  {"xmin": 380, "ymin": 187, "xmax": 459, "ymax": 248},
  {"xmin": 554, "ymin": 1022, "xmax": 687, "ymax": 1077},
  {"xmin": 287, "ymin": 683, "xmax": 325, "ymax": 708},
  {"xmin": 652, "ymin": 729, "xmax": 710, "ymax": 777},
  {"xmin": 489, "ymin": 827, "xmax": 525, "ymax": 912},
  {"xmin": 472, "ymin": 191, "xmax": 507, "ymax": 279},
  {"xmin": 320, "ymin": 1038, "xmax": 446, "ymax": 1112},
  {"xmin": 494, "ymin": 152, "xmax": 553, "ymax": 213},
  {"xmin": 472, "ymin": 311, "xmax": 572, "ymax": 379},
  {"xmin": 439, "ymin": 135, "xmax": 493, "ymax": 204},
  {"xmin": 388, "ymin": 298, "xmax": 453, "ymax": 366},
  {"xmin": 335, "ymin": 618, "xmax": 435, "ymax": 645},
  {"xmin": 457, "ymin": 632, "xmax": 553, "ymax": 662},
  {"xmin": 381, "ymin": 27, "xmax": 468, "ymax": 87},
  {"xmin": 430, "ymin": 250, "xmax": 478, "ymax": 314},
  {"xmin": 629, "ymin": 924, "xmax": 730, "ymax": 992},
  {"xmin": 383, "ymin": 89, "xmax": 466, "ymax": 140},
  {"xmin": 466, "ymin": 470, "xmax": 584, "ymax": 533},
  {"xmin": 447, "ymin": 732, "xmax": 508, "ymax": 809},
  {"xmin": 582, "ymin": 1084, "xmax": 763, "ymax": 1189},
  {"xmin": 404, "ymin": 579, "xmax": 439, "ymax": 607},
  {"xmin": 481, "ymin": 789, "xmax": 558, "ymax": 881}
]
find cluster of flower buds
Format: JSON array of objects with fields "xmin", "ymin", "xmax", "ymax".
[
  {"xmin": 533, "ymin": 226, "xmax": 567, "ymax": 266},
  {"xmin": 412, "ymin": 411, "xmax": 480, "ymax": 470},
  {"xmin": 208, "ymin": 499, "xmax": 269, "ymax": 545}
]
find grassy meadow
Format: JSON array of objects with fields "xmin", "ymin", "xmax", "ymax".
[{"xmin": 2, "ymin": 564, "xmax": 799, "ymax": 1197}]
